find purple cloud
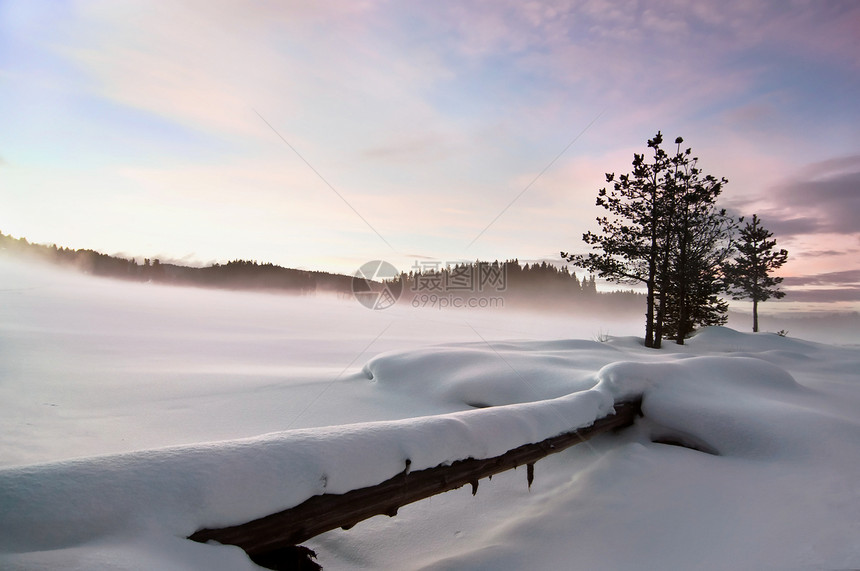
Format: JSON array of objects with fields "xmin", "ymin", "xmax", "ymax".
[
  {"xmin": 740, "ymin": 155, "xmax": 860, "ymax": 238},
  {"xmin": 782, "ymin": 288, "xmax": 860, "ymax": 303},
  {"xmin": 783, "ymin": 269, "xmax": 860, "ymax": 287}
]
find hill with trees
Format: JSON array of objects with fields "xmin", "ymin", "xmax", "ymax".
[{"xmin": 0, "ymin": 232, "xmax": 641, "ymax": 313}]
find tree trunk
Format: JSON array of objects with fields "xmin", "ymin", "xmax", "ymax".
[
  {"xmin": 674, "ymin": 216, "xmax": 690, "ymax": 346},
  {"xmin": 645, "ymin": 278, "xmax": 655, "ymax": 347},
  {"xmin": 675, "ymin": 282, "xmax": 688, "ymax": 345},
  {"xmin": 753, "ymin": 298, "xmax": 759, "ymax": 332},
  {"xmin": 655, "ymin": 233, "xmax": 673, "ymax": 350},
  {"xmin": 654, "ymin": 283, "xmax": 666, "ymax": 349},
  {"xmin": 646, "ymin": 189, "xmax": 660, "ymax": 349}
]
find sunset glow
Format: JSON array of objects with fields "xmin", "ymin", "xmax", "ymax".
[{"xmin": 2, "ymin": 1, "xmax": 858, "ymax": 308}]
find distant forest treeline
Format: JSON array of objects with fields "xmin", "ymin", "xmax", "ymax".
[
  {"xmin": 396, "ymin": 260, "xmax": 643, "ymax": 311},
  {"xmin": 0, "ymin": 232, "xmax": 350, "ymax": 294},
  {"xmin": 0, "ymin": 232, "xmax": 642, "ymax": 312}
]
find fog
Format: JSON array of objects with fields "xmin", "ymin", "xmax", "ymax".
[
  {"xmin": 726, "ymin": 309, "xmax": 860, "ymax": 346},
  {"xmin": 2, "ymin": 255, "xmax": 857, "ymax": 468},
  {"xmin": 0, "ymin": 257, "xmax": 639, "ymax": 467}
]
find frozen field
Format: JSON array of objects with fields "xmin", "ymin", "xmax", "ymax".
[{"xmin": 1, "ymin": 258, "xmax": 859, "ymax": 570}]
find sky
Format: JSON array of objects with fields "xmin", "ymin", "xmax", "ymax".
[{"xmin": 1, "ymin": 0, "xmax": 858, "ymax": 311}]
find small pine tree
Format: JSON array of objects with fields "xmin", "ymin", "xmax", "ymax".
[
  {"xmin": 583, "ymin": 274, "xmax": 597, "ymax": 295},
  {"xmin": 724, "ymin": 214, "xmax": 788, "ymax": 332}
]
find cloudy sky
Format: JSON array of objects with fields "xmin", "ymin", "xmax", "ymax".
[{"xmin": 1, "ymin": 1, "xmax": 858, "ymax": 309}]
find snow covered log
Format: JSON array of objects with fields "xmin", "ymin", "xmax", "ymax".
[{"xmin": 188, "ymin": 398, "xmax": 641, "ymax": 556}]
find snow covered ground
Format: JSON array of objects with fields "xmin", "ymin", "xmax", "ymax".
[{"xmin": 1, "ymin": 257, "xmax": 858, "ymax": 570}]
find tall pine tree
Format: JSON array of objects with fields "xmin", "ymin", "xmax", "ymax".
[
  {"xmin": 724, "ymin": 214, "xmax": 788, "ymax": 332},
  {"xmin": 563, "ymin": 131, "xmax": 671, "ymax": 347},
  {"xmin": 660, "ymin": 138, "xmax": 733, "ymax": 344}
]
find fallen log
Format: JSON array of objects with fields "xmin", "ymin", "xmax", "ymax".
[{"xmin": 189, "ymin": 398, "xmax": 641, "ymax": 557}]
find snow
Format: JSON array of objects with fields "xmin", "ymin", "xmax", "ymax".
[{"xmin": 1, "ymin": 257, "xmax": 859, "ymax": 570}]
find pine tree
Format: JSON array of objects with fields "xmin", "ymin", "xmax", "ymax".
[
  {"xmin": 563, "ymin": 131, "xmax": 671, "ymax": 347},
  {"xmin": 660, "ymin": 137, "xmax": 733, "ymax": 344},
  {"xmin": 724, "ymin": 214, "xmax": 788, "ymax": 332}
]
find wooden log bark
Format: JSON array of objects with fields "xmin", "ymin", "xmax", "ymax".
[{"xmin": 189, "ymin": 398, "xmax": 641, "ymax": 556}]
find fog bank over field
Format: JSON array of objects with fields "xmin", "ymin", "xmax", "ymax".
[
  {"xmin": 2, "ymin": 253, "xmax": 856, "ymax": 359},
  {"xmin": 0, "ymin": 256, "xmax": 644, "ymax": 467},
  {"xmin": 725, "ymin": 309, "xmax": 860, "ymax": 346}
]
